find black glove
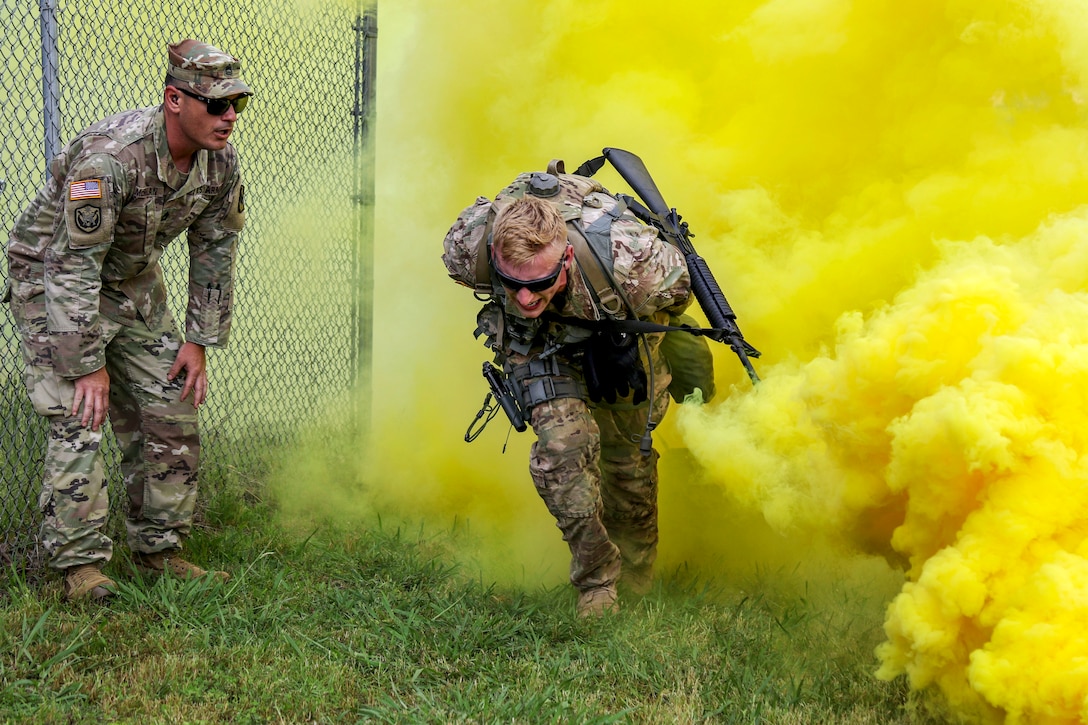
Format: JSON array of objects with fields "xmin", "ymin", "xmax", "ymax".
[{"xmin": 582, "ymin": 330, "xmax": 647, "ymax": 405}]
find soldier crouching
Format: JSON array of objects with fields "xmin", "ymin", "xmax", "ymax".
[
  {"xmin": 3, "ymin": 39, "xmax": 253, "ymax": 600},
  {"xmin": 444, "ymin": 175, "xmax": 691, "ymax": 617}
]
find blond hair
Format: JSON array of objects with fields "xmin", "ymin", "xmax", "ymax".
[{"xmin": 491, "ymin": 196, "xmax": 567, "ymax": 267}]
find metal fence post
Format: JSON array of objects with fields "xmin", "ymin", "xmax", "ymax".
[
  {"xmin": 351, "ymin": 3, "xmax": 377, "ymax": 436},
  {"xmin": 39, "ymin": 0, "xmax": 62, "ymax": 178}
]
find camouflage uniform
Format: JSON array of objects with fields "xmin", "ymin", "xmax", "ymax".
[
  {"xmin": 443, "ymin": 185, "xmax": 691, "ymax": 595},
  {"xmin": 3, "ymin": 41, "xmax": 250, "ymax": 571}
]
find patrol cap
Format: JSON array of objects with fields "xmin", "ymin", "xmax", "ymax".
[{"xmin": 166, "ymin": 39, "xmax": 252, "ymax": 99}]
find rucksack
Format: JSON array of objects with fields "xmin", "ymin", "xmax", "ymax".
[{"xmin": 446, "ymin": 161, "xmax": 716, "ymax": 403}]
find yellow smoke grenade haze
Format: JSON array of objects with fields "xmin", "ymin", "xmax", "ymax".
[
  {"xmin": 272, "ymin": 0, "xmax": 1088, "ymax": 719},
  {"xmin": 678, "ymin": 216, "xmax": 1088, "ymax": 719}
]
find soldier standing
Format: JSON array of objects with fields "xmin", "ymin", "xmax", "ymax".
[
  {"xmin": 443, "ymin": 175, "xmax": 692, "ymax": 617},
  {"xmin": 3, "ymin": 39, "xmax": 252, "ymax": 600}
]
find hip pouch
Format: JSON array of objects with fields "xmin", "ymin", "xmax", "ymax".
[{"xmin": 508, "ymin": 356, "xmax": 588, "ymax": 412}]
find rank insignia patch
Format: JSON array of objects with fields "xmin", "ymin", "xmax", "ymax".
[
  {"xmin": 74, "ymin": 204, "xmax": 101, "ymax": 233},
  {"xmin": 69, "ymin": 179, "xmax": 103, "ymax": 200}
]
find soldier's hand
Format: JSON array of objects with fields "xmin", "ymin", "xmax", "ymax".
[
  {"xmin": 72, "ymin": 367, "xmax": 110, "ymax": 430},
  {"xmin": 582, "ymin": 331, "xmax": 647, "ymax": 405},
  {"xmin": 169, "ymin": 342, "xmax": 208, "ymax": 408}
]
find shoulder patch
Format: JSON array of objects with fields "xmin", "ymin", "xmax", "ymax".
[
  {"xmin": 65, "ymin": 177, "xmax": 113, "ymax": 249},
  {"xmin": 74, "ymin": 204, "xmax": 102, "ymax": 233},
  {"xmin": 69, "ymin": 178, "xmax": 103, "ymax": 200}
]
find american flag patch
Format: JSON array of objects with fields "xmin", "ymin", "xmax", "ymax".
[{"xmin": 69, "ymin": 179, "xmax": 102, "ymax": 200}]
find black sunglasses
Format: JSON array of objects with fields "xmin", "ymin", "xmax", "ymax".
[
  {"xmin": 177, "ymin": 87, "xmax": 250, "ymax": 116},
  {"xmin": 491, "ymin": 245, "xmax": 569, "ymax": 293}
]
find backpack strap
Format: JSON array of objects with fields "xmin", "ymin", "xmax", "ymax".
[
  {"xmin": 566, "ymin": 195, "xmax": 633, "ymax": 319},
  {"xmin": 474, "ymin": 226, "xmax": 494, "ymax": 298},
  {"xmin": 473, "ymin": 195, "xmax": 516, "ymax": 298}
]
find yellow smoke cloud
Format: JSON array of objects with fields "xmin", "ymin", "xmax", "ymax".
[
  {"xmin": 678, "ymin": 212, "xmax": 1088, "ymax": 720},
  {"xmin": 271, "ymin": 0, "xmax": 1088, "ymax": 719}
]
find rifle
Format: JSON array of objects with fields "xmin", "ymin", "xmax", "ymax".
[
  {"xmin": 465, "ymin": 362, "xmax": 527, "ymax": 442},
  {"xmin": 574, "ymin": 148, "xmax": 761, "ymax": 384}
]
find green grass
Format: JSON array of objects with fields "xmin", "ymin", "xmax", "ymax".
[{"xmin": 0, "ymin": 475, "xmax": 949, "ymax": 724}]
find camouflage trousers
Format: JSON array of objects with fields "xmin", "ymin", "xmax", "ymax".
[
  {"xmin": 11, "ymin": 291, "xmax": 200, "ymax": 570},
  {"xmin": 527, "ymin": 363, "xmax": 671, "ymax": 593}
]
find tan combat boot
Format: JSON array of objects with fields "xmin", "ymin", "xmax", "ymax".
[
  {"xmin": 133, "ymin": 552, "xmax": 231, "ymax": 582},
  {"xmin": 576, "ymin": 585, "xmax": 619, "ymax": 618},
  {"xmin": 64, "ymin": 564, "xmax": 116, "ymax": 601}
]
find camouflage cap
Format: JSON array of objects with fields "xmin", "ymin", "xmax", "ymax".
[{"xmin": 167, "ymin": 39, "xmax": 252, "ymax": 98}]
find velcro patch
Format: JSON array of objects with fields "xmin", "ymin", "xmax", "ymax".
[
  {"xmin": 65, "ymin": 177, "xmax": 112, "ymax": 249},
  {"xmin": 69, "ymin": 179, "xmax": 103, "ymax": 200},
  {"xmin": 74, "ymin": 204, "xmax": 101, "ymax": 233},
  {"xmin": 223, "ymin": 181, "xmax": 246, "ymax": 232}
]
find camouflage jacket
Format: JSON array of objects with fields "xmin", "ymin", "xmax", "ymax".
[
  {"xmin": 442, "ymin": 188, "xmax": 692, "ymax": 360},
  {"xmin": 6, "ymin": 106, "xmax": 245, "ymax": 378}
]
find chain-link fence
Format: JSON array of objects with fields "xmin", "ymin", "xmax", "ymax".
[{"xmin": 1, "ymin": 0, "xmax": 375, "ymax": 568}]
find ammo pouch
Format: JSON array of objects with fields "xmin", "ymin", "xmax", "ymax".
[{"xmin": 507, "ymin": 356, "xmax": 588, "ymax": 412}]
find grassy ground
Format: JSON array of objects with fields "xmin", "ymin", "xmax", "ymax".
[{"xmin": 0, "ymin": 477, "xmax": 949, "ymax": 724}]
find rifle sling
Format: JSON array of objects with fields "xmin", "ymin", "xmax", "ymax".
[
  {"xmin": 572, "ymin": 154, "xmax": 607, "ymax": 178},
  {"xmin": 542, "ymin": 312, "xmax": 719, "ymax": 338}
]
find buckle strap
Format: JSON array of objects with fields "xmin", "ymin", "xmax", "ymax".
[
  {"xmin": 519, "ymin": 356, "xmax": 578, "ymax": 378},
  {"xmin": 523, "ymin": 377, "xmax": 586, "ymax": 407},
  {"xmin": 569, "ymin": 225, "xmax": 625, "ymax": 317},
  {"xmin": 508, "ymin": 358, "xmax": 588, "ymax": 410}
]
